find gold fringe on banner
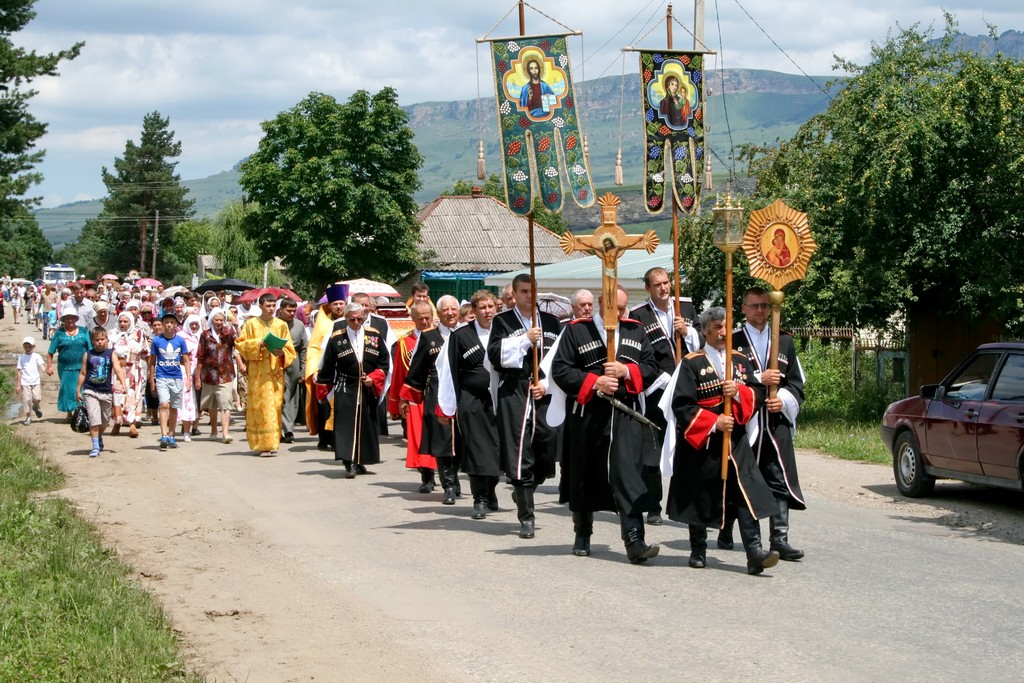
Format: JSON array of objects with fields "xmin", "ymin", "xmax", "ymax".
[
  {"xmin": 477, "ymin": 140, "xmax": 486, "ymax": 179},
  {"xmin": 614, "ymin": 148, "xmax": 623, "ymax": 185}
]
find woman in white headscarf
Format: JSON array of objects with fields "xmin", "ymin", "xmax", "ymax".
[
  {"xmin": 178, "ymin": 313, "xmax": 203, "ymax": 440},
  {"xmin": 110, "ymin": 310, "xmax": 146, "ymax": 437}
]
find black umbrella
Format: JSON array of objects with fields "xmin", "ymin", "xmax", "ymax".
[{"xmin": 193, "ymin": 277, "xmax": 257, "ymax": 294}]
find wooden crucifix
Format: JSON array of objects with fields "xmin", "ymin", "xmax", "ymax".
[{"xmin": 560, "ymin": 193, "xmax": 659, "ymax": 361}]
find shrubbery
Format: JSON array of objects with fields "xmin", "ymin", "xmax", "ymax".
[{"xmin": 799, "ymin": 342, "xmax": 904, "ymax": 424}]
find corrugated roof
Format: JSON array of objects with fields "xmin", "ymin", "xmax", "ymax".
[
  {"xmin": 416, "ymin": 195, "xmax": 581, "ymax": 272},
  {"xmin": 483, "ymin": 243, "xmax": 680, "ymax": 291}
]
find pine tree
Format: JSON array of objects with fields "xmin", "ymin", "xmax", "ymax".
[{"xmin": 72, "ymin": 112, "xmax": 194, "ymax": 276}]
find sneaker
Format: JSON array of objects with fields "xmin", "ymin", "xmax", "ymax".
[
  {"xmin": 191, "ymin": 426, "xmax": 201, "ymax": 436},
  {"xmin": 159, "ymin": 437, "xmax": 169, "ymax": 450},
  {"xmin": 34, "ymin": 408, "xmax": 42, "ymax": 418},
  {"xmin": 89, "ymin": 448, "xmax": 100, "ymax": 458},
  {"xmin": 222, "ymin": 435, "xmax": 233, "ymax": 444},
  {"xmin": 259, "ymin": 451, "xmax": 276, "ymax": 458},
  {"xmin": 22, "ymin": 417, "xmax": 31, "ymax": 426},
  {"xmin": 182, "ymin": 434, "xmax": 191, "ymax": 443},
  {"xmin": 168, "ymin": 437, "xmax": 178, "ymax": 449}
]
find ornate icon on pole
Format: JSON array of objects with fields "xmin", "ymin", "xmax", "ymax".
[{"xmin": 743, "ymin": 199, "xmax": 816, "ymax": 290}]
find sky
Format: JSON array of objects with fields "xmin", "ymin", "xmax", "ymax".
[{"xmin": 17, "ymin": 0, "xmax": 1023, "ymax": 209}]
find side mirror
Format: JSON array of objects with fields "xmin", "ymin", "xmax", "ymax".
[{"xmin": 919, "ymin": 384, "xmax": 942, "ymax": 400}]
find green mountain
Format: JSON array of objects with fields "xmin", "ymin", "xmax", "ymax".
[{"xmin": 37, "ymin": 67, "xmax": 836, "ymax": 247}]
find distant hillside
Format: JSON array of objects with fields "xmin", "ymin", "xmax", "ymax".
[
  {"xmin": 947, "ymin": 29, "xmax": 1024, "ymax": 58},
  {"xmin": 35, "ymin": 67, "xmax": 836, "ymax": 247}
]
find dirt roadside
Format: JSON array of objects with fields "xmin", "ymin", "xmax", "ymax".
[{"xmin": 3, "ymin": 317, "xmax": 1022, "ymax": 682}]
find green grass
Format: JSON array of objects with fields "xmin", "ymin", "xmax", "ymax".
[
  {"xmin": 0, "ymin": 371, "xmax": 201, "ymax": 682},
  {"xmin": 795, "ymin": 419, "xmax": 891, "ymax": 465}
]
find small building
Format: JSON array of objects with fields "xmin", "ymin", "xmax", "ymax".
[{"xmin": 397, "ymin": 189, "xmax": 581, "ymax": 302}]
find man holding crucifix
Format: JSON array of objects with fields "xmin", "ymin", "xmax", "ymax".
[{"xmin": 548, "ymin": 286, "xmax": 661, "ymax": 563}]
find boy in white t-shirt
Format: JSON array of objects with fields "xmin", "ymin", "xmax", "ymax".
[{"xmin": 16, "ymin": 336, "xmax": 45, "ymax": 425}]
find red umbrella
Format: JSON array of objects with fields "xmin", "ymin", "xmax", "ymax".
[
  {"xmin": 233, "ymin": 287, "xmax": 302, "ymax": 304},
  {"xmin": 135, "ymin": 278, "xmax": 162, "ymax": 287},
  {"xmin": 101, "ymin": 273, "xmax": 119, "ymax": 281},
  {"xmin": 77, "ymin": 278, "xmax": 96, "ymax": 286}
]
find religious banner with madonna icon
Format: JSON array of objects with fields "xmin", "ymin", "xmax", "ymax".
[
  {"xmin": 639, "ymin": 50, "xmax": 705, "ymax": 215},
  {"xmin": 490, "ymin": 34, "xmax": 595, "ymax": 215}
]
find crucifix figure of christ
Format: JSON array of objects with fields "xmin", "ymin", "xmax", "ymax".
[{"xmin": 560, "ymin": 193, "xmax": 659, "ymax": 361}]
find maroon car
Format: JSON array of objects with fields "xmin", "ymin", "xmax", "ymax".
[{"xmin": 880, "ymin": 342, "xmax": 1024, "ymax": 497}]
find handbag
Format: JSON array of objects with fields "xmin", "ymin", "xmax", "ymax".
[{"xmin": 70, "ymin": 402, "xmax": 90, "ymax": 433}]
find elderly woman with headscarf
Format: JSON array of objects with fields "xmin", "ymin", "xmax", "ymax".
[
  {"xmin": 195, "ymin": 307, "xmax": 238, "ymax": 443},
  {"xmin": 110, "ymin": 309, "xmax": 146, "ymax": 437},
  {"xmin": 46, "ymin": 304, "xmax": 92, "ymax": 419},
  {"xmin": 177, "ymin": 313, "xmax": 203, "ymax": 440}
]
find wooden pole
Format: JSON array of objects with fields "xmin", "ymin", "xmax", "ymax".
[
  {"xmin": 667, "ymin": 5, "xmax": 683, "ymax": 360},
  {"xmin": 768, "ymin": 289, "xmax": 784, "ymax": 399},
  {"xmin": 150, "ymin": 210, "xmax": 160, "ymax": 279},
  {"xmin": 529, "ymin": 210, "xmax": 539, "ymax": 384},
  {"xmin": 518, "ymin": 0, "xmax": 540, "ymax": 385},
  {"xmin": 721, "ymin": 251, "xmax": 734, "ymax": 480}
]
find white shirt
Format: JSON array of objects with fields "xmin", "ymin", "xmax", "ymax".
[
  {"xmin": 346, "ymin": 325, "xmax": 363, "ymax": 363},
  {"xmin": 17, "ymin": 352, "xmax": 45, "ymax": 386},
  {"xmin": 743, "ymin": 322, "xmax": 772, "ymax": 371}
]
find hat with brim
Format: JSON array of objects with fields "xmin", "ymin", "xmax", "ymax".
[{"xmin": 59, "ymin": 304, "xmax": 79, "ymax": 321}]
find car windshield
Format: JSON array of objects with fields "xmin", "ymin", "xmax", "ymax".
[
  {"xmin": 945, "ymin": 352, "xmax": 1000, "ymax": 401},
  {"xmin": 990, "ymin": 353, "xmax": 1024, "ymax": 402}
]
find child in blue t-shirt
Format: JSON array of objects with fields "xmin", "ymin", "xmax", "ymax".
[
  {"xmin": 77, "ymin": 327, "xmax": 126, "ymax": 457},
  {"xmin": 148, "ymin": 312, "xmax": 192, "ymax": 450}
]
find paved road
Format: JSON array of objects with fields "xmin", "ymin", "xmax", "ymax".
[{"xmin": 5, "ymin": 320, "xmax": 1024, "ymax": 682}]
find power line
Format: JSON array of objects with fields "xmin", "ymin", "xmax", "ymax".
[{"xmin": 731, "ymin": 0, "xmax": 831, "ymax": 99}]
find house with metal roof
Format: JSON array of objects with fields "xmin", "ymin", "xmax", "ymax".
[{"xmin": 400, "ymin": 188, "xmax": 581, "ymax": 301}]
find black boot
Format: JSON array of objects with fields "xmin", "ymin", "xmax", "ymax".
[
  {"xmin": 737, "ymin": 506, "xmax": 779, "ymax": 575},
  {"xmin": 769, "ymin": 498, "xmax": 804, "ymax": 561},
  {"xmin": 572, "ymin": 510, "xmax": 593, "ymax": 557},
  {"xmin": 644, "ymin": 465, "xmax": 664, "ymax": 526},
  {"xmin": 344, "ymin": 461, "xmax": 356, "ymax": 479},
  {"xmin": 418, "ymin": 468, "xmax": 436, "ymax": 494},
  {"xmin": 620, "ymin": 514, "xmax": 659, "ymax": 564},
  {"xmin": 688, "ymin": 524, "xmax": 708, "ymax": 568},
  {"xmin": 486, "ymin": 477, "xmax": 500, "ymax": 511},
  {"xmin": 470, "ymin": 475, "xmax": 487, "ymax": 519},
  {"xmin": 717, "ymin": 501, "xmax": 737, "ymax": 549},
  {"xmin": 514, "ymin": 486, "xmax": 535, "ymax": 538},
  {"xmin": 437, "ymin": 457, "xmax": 456, "ymax": 505}
]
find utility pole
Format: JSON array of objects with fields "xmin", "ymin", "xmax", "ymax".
[{"xmin": 151, "ymin": 210, "xmax": 160, "ymax": 278}]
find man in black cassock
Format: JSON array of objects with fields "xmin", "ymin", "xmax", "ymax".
[
  {"xmin": 318, "ymin": 301, "xmax": 389, "ymax": 478},
  {"xmin": 487, "ymin": 273, "xmax": 561, "ymax": 539},
  {"xmin": 724, "ymin": 286, "xmax": 807, "ymax": 559},
  {"xmin": 549, "ymin": 287, "xmax": 661, "ymax": 563},
  {"xmin": 629, "ymin": 266, "xmax": 702, "ymax": 526},
  {"xmin": 399, "ymin": 296, "xmax": 460, "ymax": 503},
  {"xmin": 436, "ymin": 290, "xmax": 503, "ymax": 519},
  {"xmin": 660, "ymin": 306, "xmax": 781, "ymax": 575}
]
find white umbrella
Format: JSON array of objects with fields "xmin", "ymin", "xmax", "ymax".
[
  {"xmin": 537, "ymin": 292, "xmax": 572, "ymax": 320},
  {"xmin": 337, "ymin": 278, "xmax": 400, "ymax": 298}
]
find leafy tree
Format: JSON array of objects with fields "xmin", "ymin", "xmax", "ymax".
[
  {"xmin": 0, "ymin": 0, "xmax": 82, "ymax": 222},
  {"xmin": 208, "ymin": 201, "xmax": 287, "ymax": 288},
  {"xmin": 442, "ymin": 173, "xmax": 568, "ymax": 235},
  {"xmin": 741, "ymin": 17, "xmax": 1024, "ymax": 332},
  {"xmin": 240, "ymin": 88, "xmax": 423, "ymax": 291},
  {"xmin": 0, "ymin": 206, "xmax": 51, "ymax": 277},
  {"xmin": 68, "ymin": 112, "xmax": 194, "ymax": 277},
  {"xmin": 165, "ymin": 218, "xmax": 214, "ymax": 279}
]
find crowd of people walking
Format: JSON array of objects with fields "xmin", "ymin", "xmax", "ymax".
[{"xmin": 10, "ymin": 268, "xmax": 808, "ymax": 576}]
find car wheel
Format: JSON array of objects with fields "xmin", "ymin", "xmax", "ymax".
[{"xmin": 893, "ymin": 431, "xmax": 935, "ymax": 497}]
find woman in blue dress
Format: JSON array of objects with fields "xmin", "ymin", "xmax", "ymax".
[{"xmin": 46, "ymin": 304, "xmax": 92, "ymax": 418}]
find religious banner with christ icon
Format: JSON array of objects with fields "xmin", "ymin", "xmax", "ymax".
[
  {"xmin": 490, "ymin": 34, "xmax": 595, "ymax": 215},
  {"xmin": 639, "ymin": 50, "xmax": 705, "ymax": 215}
]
